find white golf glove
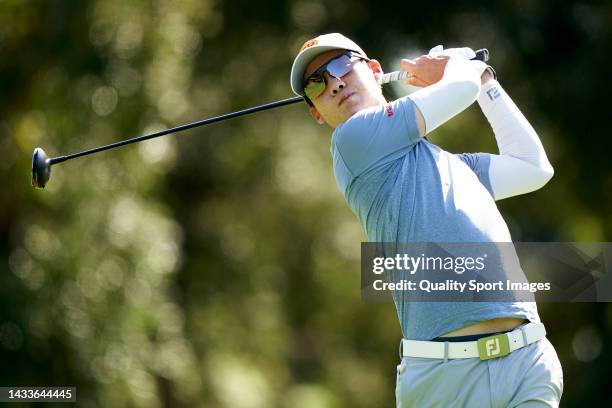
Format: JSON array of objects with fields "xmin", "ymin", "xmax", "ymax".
[
  {"xmin": 428, "ymin": 45, "xmax": 488, "ymax": 75},
  {"xmin": 429, "ymin": 45, "xmax": 489, "ymax": 77},
  {"xmin": 428, "ymin": 45, "xmax": 476, "ymax": 60}
]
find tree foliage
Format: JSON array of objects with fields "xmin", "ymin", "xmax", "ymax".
[{"xmin": 1, "ymin": 1, "xmax": 610, "ymax": 406}]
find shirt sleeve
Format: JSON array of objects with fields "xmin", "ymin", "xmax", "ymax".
[
  {"xmin": 476, "ymin": 80, "xmax": 554, "ymax": 200},
  {"xmin": 332, "ymin": 96, "xmax": 421, "ymax": 177},
  {"xmin": 455, "ymin": 152, "xmax": 494, "ymax": 197}
]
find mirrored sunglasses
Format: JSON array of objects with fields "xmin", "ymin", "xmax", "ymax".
[{"xmin": 302, "ymin": 51, "xmax": 367, "ymax": 100}]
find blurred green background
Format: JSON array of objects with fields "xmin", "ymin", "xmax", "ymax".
[{"xmin": 1, "ymin": 0, "xmax": 610, "ymax": 406}]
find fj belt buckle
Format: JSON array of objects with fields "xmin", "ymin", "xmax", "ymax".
[{"xmin": 477, "ymin": 333, "xmax": 510, "ymax": 360}]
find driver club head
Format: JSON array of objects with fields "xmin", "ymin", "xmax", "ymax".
[{"xmin": 32, "ymin": 147, "xmax": 51, "ymax": 188}]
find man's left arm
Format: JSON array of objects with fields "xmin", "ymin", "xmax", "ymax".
[{"xmin": 475, "ymin": 75, "xmax": 554, "ymax": 200}]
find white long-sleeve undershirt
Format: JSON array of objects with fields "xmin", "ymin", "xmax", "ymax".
[{"xmin": 478, "ymin": 80, "xmax": 554, "ymax": 200}]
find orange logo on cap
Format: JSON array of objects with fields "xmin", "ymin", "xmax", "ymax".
[{"xmin": 300, "ymin": 39, "xmax": 318, "ymax": 52}]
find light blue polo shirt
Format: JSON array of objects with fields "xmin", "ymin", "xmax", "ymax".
[{"xmin": 331, "ymin": 96, "xmax": 540, "ymax": 340}]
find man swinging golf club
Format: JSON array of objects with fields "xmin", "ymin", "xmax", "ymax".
[{"xmin": 290, "ymin": 33, "xmax": 563, "ymax": 407}]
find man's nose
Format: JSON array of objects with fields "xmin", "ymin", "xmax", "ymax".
[{"xmin": 328, "ymin": 76, "xmax": 346, "ymax": 96}]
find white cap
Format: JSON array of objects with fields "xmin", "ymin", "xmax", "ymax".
[{"xmin": 290, "ymin": 33, "xmax": 368, "ymax": 96}]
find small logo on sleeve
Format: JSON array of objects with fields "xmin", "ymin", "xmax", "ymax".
[
  {"xmin": 385, "ymin": 104, "xmax": 394, "ymax": 117},
  {"xmin": 486, "ymin": 87, "xmax": 501, "ymax": 101}
]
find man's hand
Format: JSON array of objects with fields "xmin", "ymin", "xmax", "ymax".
[
  {"xmin": 435, "ymin": 45, "xmax": 496, "ymax": 85},
  {"xmin": 402, "ymin": 45, "xmax": 493, "ymax": 87},
  {"xmin": 404, "ymin": 46, "xmax": 487, "ymax": 137},
  {"xmin": 428, "ymin": 45, "xmax": 476, "ymax": 60},
  {"xmin": 400, "ymin": 55, "xmax": 450, "ymax": 87}
]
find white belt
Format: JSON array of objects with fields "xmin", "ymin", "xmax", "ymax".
[{"xmin": 401, "ymin": 322, "xmax": 546, "ymax": 361}]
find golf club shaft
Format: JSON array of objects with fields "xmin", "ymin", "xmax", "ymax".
[
  {"xmin": 49, "ymin": 96, "xmax": 304, "ymax": 164},
  {"xmin": 49, "ymin": 48, "xmax": 489, "ymax": 165}
]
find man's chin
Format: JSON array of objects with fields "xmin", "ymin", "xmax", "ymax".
[
  {"xmin": 345, "ymin": 96, "xmax": 383, "ymax": 115},
  {"xmin": 343, "ymin": 103, "xmax": 371, "ymax": 119}
]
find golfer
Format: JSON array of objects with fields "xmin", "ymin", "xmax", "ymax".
[{"xmin": 290, "ymin": 33, "xmax": 563, "ymax": 407}]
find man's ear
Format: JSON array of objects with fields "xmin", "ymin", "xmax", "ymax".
[
  {"xmin": 308, "ymin": 105, "xmax": 325, "ymax": 125},
  {"xmin": 367, "ymin": 59, "xmax": 384, "ymax": 83}
]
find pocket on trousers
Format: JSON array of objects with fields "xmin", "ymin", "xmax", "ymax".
[
  {"xmin": 540, "ymin": 338, "xmax": 565, "ymax": 402},
  {"xmin": 395, "ymin": 359, "xmax": 408, "ymax": 408},
  {"xmin": 547, "ymin": 341, "xmax": 564, "ymax": 400}
]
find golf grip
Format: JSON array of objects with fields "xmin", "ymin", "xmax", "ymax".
[{"xmin": 379, "ymin": 48, "xmax": 489, "ymax": 85}]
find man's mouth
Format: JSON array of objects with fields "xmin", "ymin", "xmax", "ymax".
[{"xmin": 338, "ymin": 92, "xmax": 356, "ymax": 107}]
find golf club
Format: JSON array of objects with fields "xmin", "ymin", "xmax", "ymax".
[{"xmin": 31, "ymin": 49, "xmax": 489, "ymax": 188}]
